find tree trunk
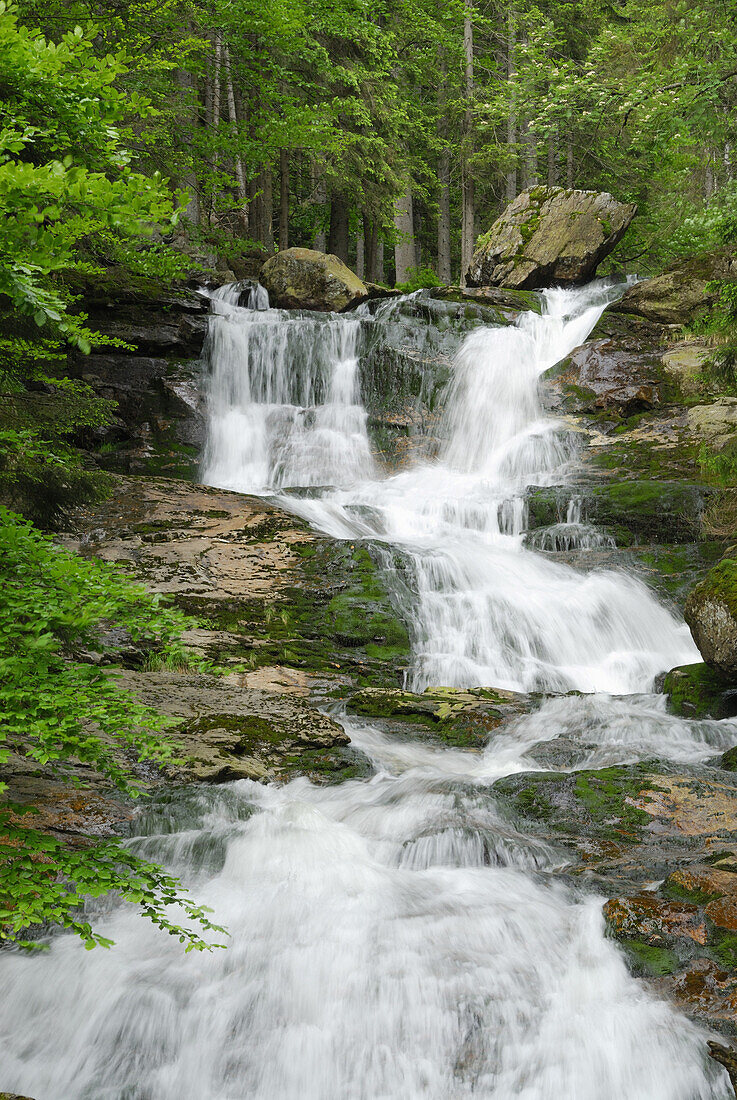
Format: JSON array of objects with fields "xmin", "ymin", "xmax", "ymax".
[
  {"xmin": 311, "ymin": 159, "xmax": 327, "ymax": 251},
  {"xmin": 546, "ymin": 127, "xmax": 558, "ymax": 187},
  {"xmin": 279, "ymin": 149, "xmax": 289, "ymax": 250},
  {"xmin": 223, "ymin": 47, "xmax": 247, "ymax": 232},
  {"xmin": 705, "ymin": 153, "xmax": 715, "ymax": 198},
  {"xmin": 437, "ymin": 51, "xmax": 451, "ymax": 283},
  {"xmin": 364, "ymin": 213, "xmax": 379, "ymax": 282},
  {"xmin": 377, "ymin": 239, "xmax": 385, "ymax": 284},
  {"xmin": 566, "ymin": 130, "xmax": 574, "ymax": 188},
  {"xmin": 506, "ymin": 11, "xmax": 517, "ymax": 203},
  {"xmin": 522, "ymin": 119, "xmax": 537, "ymax": 190},
  {"xmin": 212, "ymin": 35, "xmax": 221, "ymax": 134},
  {"xmin": 460, "ymin": 0, "xmax": 475, "ymax": 285},
  {"xmin": 260, "ymin": 168, "xmax": 274, "ymax": 250},
  {"xmin": 175, "ymin": 66, "xmax": 201, "ymax": 226},
  {"xmin": 328, "ymin": 194, "xmax": 349, "ymax": 262},
  {"xmin": 356, "ymin": 232, "xmax": 365, "ymax": 279},
  {"xmin": 438, "ymin": 152, "xmax": 451, "ymax": 283},
  {"xmin": 394, "ymin": 187, "xmax": 415, "ymax": 284}
]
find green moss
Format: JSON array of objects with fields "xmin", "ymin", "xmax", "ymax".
[
  {"xmin": 663, "ymin": 662, "xmax": 735, "ymax": 719},
  {"xmin": 662, "ymin": 878, "xmax": 723, "ymax": 905},
  {"xmin": 692, "ymin": 556, "xmax": 737, "ymax": 619},
  {"xmin": 709, "ymin": 929, "xmax": 737, "ymax": 970},
  {"xmin": 574, "ymin": 768, "xmax": 653, "ymax": 833},
  {"xmin": 621, "ymin": 940, "xmax": 680, "ymax": 977}
]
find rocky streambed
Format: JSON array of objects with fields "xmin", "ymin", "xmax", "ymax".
[{"xmin": 6, "ymin": 239, "xmax": 737, "ymax": 1097}]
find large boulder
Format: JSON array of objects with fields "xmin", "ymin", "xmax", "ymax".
[
  {"xmin": 466, "ymin": 186, "xmax": 636, "ymax": 290},
  {"xmin": 685, "ymin": 553, "xmax": 737, "ymax": 677},
  {"xmin": 611, "ymin": 248, "xmax": 737, "ymax": 325},
  {"xmin": 260, "ymin": 247, "xmax": 368, "ymax": 311}
]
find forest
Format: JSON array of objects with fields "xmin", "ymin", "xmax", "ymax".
[{"xmin": 4, "ymin": 0, "xmax": 737, "ymax": 1094}]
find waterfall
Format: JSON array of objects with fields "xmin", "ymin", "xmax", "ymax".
[
  {"xmin": 231, "ymin": 281, "xmax": 697, "ymax": 694},
  {"xmin": 1, "ymin": 281, "xmax": 730, "ymax": 1100},
  {"xmin": 202, "ymin": 291, "xmax": 374, "ymax": 493}
]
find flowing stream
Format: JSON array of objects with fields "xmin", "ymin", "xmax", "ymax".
[{"xmin": 1, "ymin": 283, "xmax": 734, "ymax": 1099}]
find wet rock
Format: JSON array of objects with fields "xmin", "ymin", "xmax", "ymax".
[
  {"xmin": 663, "ymin": 663, "xmax": 737, "ymax": 720},
  {"xmin": 260, "ymin": 248, "xmax": 367, "ymax": 312},
  {"xmin": 611, "ymin": 248, "xmax": 737, "ymax": 325},
  {"xmin": 707, "ymin": 1041, "xmax": 737, "ymax": 1096},
  {"xmin": 525, "ymin": 480, "xmax": 710, "ymax": 545},
  {"xmin": 496, "ymin": 762, "xmax": 737, "ymax": 1031},
  {"xmin": 685, "ymin": 555, "xmax": 737, "ymax": 676},
  {"xmin": 673, "ymin": 961, "xmax": 737, "ymax": 1026},
  {"xmin": 466, "ymin": 186, "xmax": 636, "ymax": 290},
  {"xmin": 604, "ymin": 893, "xmax": 707, "ymax": 947},
  {"xmin": 64, "ymin": 475, "xmax": 411, "ymax": 687},
  {"xmin": 346, "ymin": 685, "xmax": 530, "ymax": 748},
  {"xmin": 545, "ymin": 328, "xmax": 666, "ymax": 416},
  {"xmin": 115, "ymin": 670, "xmax": 356, "ymax": 784}
]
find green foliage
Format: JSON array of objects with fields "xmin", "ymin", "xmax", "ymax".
[
  {"xmin": 0, "ymin": 429, "xmax": 110, "ymax": 525},
  {"xmin": 0, "ymin": 0, "xmax": 185, "ymax": 345},
  {"xmin": 699, "ymin": 441, "xmax": 737, "ymax": 487},
  {"xmin": 394, "ymin": 265, "xmax": 442, "ymax": 293},
  {"xmin": 0, "ymin": 507, "xmax": 225, "ymax": 949}
]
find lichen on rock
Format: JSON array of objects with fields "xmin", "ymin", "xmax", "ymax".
[
  {"xmin": 466, "ymin": 186, "xmax": 636, "ymax": 290},
  {"xmin": 260, "ymin": 247, "xmax": 368, "ymax": 311},
  {"xmin": 686, "ymin": 554, "xmax": 737, "ymax": 677}
]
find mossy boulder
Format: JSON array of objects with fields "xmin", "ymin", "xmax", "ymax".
[
  {"xmin": 685, "ymin": 555, "xmax": 737, "ymax": 677},
  {"xmin": 611, "ymin": 248, "xmax": 737, "ymax": 326},
  {"xmin": 663, "ymin": 663, "xmax": 737, "ymax": 719},
  {"xmin": 116, "ymin": 670, "xmax": 359, "ymax": 785},
  {"xmin": 525, "ymin": 480, "xmax": 710, "ymax": 544},
  {"xmin": 428, "ymin": 285, "xmax": 542, "ymax": 316},
  {"xmin": 346, "ymin": 685, "xmax": 530, "ymax": 748},
  {"xmin": 466, "ymin": 186, "xmax": 636, "ymax": 290},
  {"xmin": 260, "ymin": 247, "xmax": 368, "ymax": 312}
]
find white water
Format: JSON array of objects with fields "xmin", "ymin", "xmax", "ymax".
[
  {"xmin": 1, "ymin": 282, "xmax": 732, "ymax": 1100},
  {"xmin": 204, "ymin": 281, "xmax": 697, "ymax": 694}
]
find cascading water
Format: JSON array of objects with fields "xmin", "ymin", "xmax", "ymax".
[
  {"xmin": 202, "ymin": 290, "xmax": 373, "ymax": 493},
  {"xmin": 1, "ymin": 281, "xmax": 733, "ymax": 1100}
]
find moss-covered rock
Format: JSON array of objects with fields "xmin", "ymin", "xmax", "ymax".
[
  {"xmin": 611, "ymin": 248, "xmax": 737, "ymax": 325},
  {"xmin": 525, "ymin": 480, "xmax": 711, "ymax": 544},
  {"xmin": 346, "ymin": 685, "xmax": 530, "ymax": 748},
  {"xmin": 466, "ymin": 186, "xmax": 636, "ymax": 290},
  {"xmin": 260, "ymin": 248, "xmax": 367, "ymax": 311},
  {"xmin": 428, "ymin": 285, "xmax": 542, "ymax": 315},
  {"xmin": 66, "ymin": 475, "xmax": 412, "ymax": 688},
  {"xmin": 663, "ymin": 663, "xmax": 737, "ymax": 719},
  {"xmin": 116, "ymin": 670, "xmax": 360, "ymax": 784},
  {"xmin": 685, "ymin": 556, "xmax": 737, "ymax": 676}
]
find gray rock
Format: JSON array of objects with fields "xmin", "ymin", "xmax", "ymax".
[
  {"xmin": 611, "ymin": 248, "xmax": 737, "ymax": 325},
  {"xmin": 466, "ymin": 187, "xmax": 636, "ymax": 290},
  {"xmin": 260, "ymin": 247, "xmax": 368, "ymax": 312},
  {"xmin": 685, "ymin": 554, "xmax": 737, "ymax": 677}
]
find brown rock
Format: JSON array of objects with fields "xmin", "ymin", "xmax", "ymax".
[
  {"xmin": 115, "ymin": 669, "xmax": 350, "ymax": 784},
  {"xmin": 668, "ymin": 866, "xmax": 737, "ymax": 901},
  {"xmin": 707, "ymin": 895, "xmax": 737, "ymax": 933},
  {"xmin": 604, "ymin": 894, "xmax": 707, "ymax": 946},
  {"xmin": 634, "ymin": 776, "xmax": 737, "ymax": 837}
]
